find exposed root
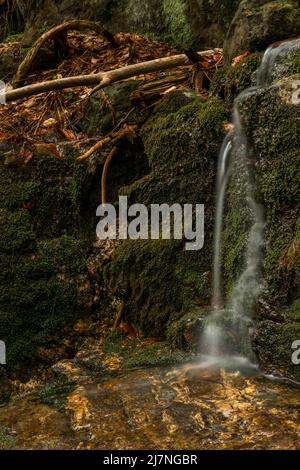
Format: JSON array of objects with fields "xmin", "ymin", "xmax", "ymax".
[
  {"xmin": 13, "ymin": 19, "xmax": 118, "ymax": 85},
  {"xmin": 101, "ymin": 146, "xmax": 118, "ymax": 205}
]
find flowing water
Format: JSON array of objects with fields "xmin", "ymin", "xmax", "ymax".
[
  {"xmin": 200, "ymin": 40, "xmax": 300, "ymax": 370},
  {"xmin": 0, "ymin": 366, "xmax": 299, "ymax": 450}
]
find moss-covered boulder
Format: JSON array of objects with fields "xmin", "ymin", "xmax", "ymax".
[
  {"xmin": 82, "ymin": 80, "xmax": 149, "ymax": 135},
  {"xmin": 224, "ymin": 0, "xmax": 300, "ymax": 63},
  {"xmin": 105, "ymin": 90, "xmax": 228, "ymax": 337}
]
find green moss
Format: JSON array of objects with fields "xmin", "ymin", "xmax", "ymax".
[
  {"xmin": 0, "ymin": 426, "xmax": 15, "ymax": 450},
  {"xmin": 123, "ymin": 342, "xmax": 190, "ymax": 368},
  {"xmin": 223, "ymin": 206, "xmax": 251, "ymax": 294},
  {"xmin": 103, "ymin": 329, "xmax": 191, "ymax": 368},
  {"xmin": 166, "ymin": 307, "xmax": 208, "ymax": 350},
  {"xmin": 222, "ymin": 77, "xmax": 300, "ymax": 306},
  {"xmin": 289, "ymin": 298, "xmax": 300, "ymax": 321},
  {"xmin": 0, "ymin": 208, "xmax": 36, "ymax": 252},
  {"xmin": 3, "ymin": 32, "xmax": 24, "ymax": 43},
  {"xmin": 103, "ymin": 329, "xmax": 127, "ymax": 354},
  {"xmin": 33, "ymin": 379, "xmax": 76, "ymax": 412},
  {"xmin": 284, "ymin": 49, "xmax": 300, "ymax": 75},
  {"xmin": 210, "ymin": 53, "xmax": 263, "ymax": 104},
  {"xmin": 0, "ymin": 145, "xmax": 95, "ymax": 368},
  {"xmin": 0, "ymin": 234, "xmax": 89, "ymax": 366},
  {"xmin": 162, "ymin": 0, "xmax": 194, "ymax": 48},
  {"xmin": 105, "ymin": 93, "xmax": 228, "ymax": 338},
  {"xmin": 82, "ymin": 81, "xmax": 144, "ymax": 135}
]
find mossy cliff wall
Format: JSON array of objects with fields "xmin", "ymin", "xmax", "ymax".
[
  {"xmin": 105, "ymin": 91, "xmax": 228, "ymax": 337},
  {"xmin": 1, "ymin": 0, "xmax": 239, "ymax": 49},
  {"xmin": 0, "ymin": 146, "xmax": 97, "ymax": 368},
  {"xmin": 212, "ymin": 48, "xmax": 300, "ymax": 375}
]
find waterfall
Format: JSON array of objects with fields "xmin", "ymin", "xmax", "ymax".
[
  {"xmin": 212, "ymin": 135, "xmax": 232, "ymax": 308},
  {"xmin": 200, "ymin": 40, "xmax": 298, "ymax": 370}
]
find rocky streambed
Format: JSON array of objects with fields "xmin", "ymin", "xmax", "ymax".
[{"xmin": 0, "ymin": 363, "xmax": 299, "ymax": 450}]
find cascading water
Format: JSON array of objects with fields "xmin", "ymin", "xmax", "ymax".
[
  {"xmin": 200, "ymin": 40, "xmax": 299, "ymax": 371},
  {"xmin": 212, "ymin": 134, "xmax": 232, "ymax": 309}
]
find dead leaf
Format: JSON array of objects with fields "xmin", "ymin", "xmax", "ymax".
[
  {"xmin": 19, "ymin": 147, "xmax": 33, "ymax": 164},
  {"xmin": 61, "ymin": 128, "xmax": 76, "ymax": 140},
  {"xmin": 33, "ymin": 142, "xmax": 62, "ymax": 159},
  {"xmin": 42, "ymin": 118, "xmax": 57, "ymax": 128},
  {"xmin": 232, "ymin": 51, "xmax": 252, "ymax": 68}
]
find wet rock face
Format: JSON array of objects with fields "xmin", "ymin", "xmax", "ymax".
[{"xmin": 224, "ymin": 0, "xmax": 300, "ymax": 62}]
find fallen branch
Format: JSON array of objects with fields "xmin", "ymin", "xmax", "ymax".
[
  {"xmin": 3, "ymin": 48, "xmax": 222, "ymax": 103},
  {"xmin": 13, "ymin": 19, "xmax": 118, "ymax": 85}
]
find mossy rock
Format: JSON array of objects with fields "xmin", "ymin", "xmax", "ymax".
[
  {"xmin": 82, "ymin": 80, "xmax": 148, "ymax": 136},
  {"xmin": 210, "ymin": 52, "xmax": 263, "ymax": 104},
  {"xmin": 15, "ymin": 0, "xmax": 239, "ymax": 50},
  {"xmin": 0, "ymin": 425, "xmax": 15, "ymax": 450},
  {"xmin": 0, "ymin": 145, "xmax": 99, "ymax": 368},
  {"xmin": 166, "ymin": 306, "xmax": 209, "ymax": 351},
  {"xmin": 33, "ymin": 378, "xmax": 76, "ymax": 412},
  {"xmin": 105, "ymin": 92, "xmax": 228, "ymax": 337},
  {"xmin": 103, "ymin": 328, "xmax": 192, "ymax": 368},
  {"xmin": 224, "ymin": 0, "xmax": 300, "ymax": 62},
  {"xmin": 223, "ymin": 75, "xmax": 300, "ymax": 304},
  {"xmin": 255, "ymin": 317, "xmax": 300, "ymax": 379},
  {"xmin": 221, "ymin": 71, "xmax": 300, "ymax": 375}
]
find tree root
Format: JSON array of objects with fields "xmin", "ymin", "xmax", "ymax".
[
  {"xmin": 113, "ymin": 301, "xmax": 125, "ymax": 329},
  {"xmin": 101, "ymin": 146, "xmax": 117, "ymax": 205},
  {"xmin": 13, "ymin": 19, "xmax": 118, "ymax": 85}
]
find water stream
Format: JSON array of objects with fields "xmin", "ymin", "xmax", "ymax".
[{"xmin": 201, "ymin": 40, "xmax": 298, "ymax": 371}]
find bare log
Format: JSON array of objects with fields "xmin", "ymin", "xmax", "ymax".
[
  {"xmin": 3, "ymin": 49, "xmax": 222, "ymax": 104},
  {"xmin": 13, "ymin": 19, "xmax": 118, "ymax": 85}
]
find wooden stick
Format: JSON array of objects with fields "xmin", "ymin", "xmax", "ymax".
[{"xmin": 3, "ymin": 49, "xmax": 222, "ymax": 103}]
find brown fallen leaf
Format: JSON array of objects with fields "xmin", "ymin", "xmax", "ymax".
[
  {"xmin": 231, "ymin": 51, "xmax": 252, "ymax": 68},
  {"xmin": 22, "ymin": 201, "xmax": 34, "ymax": 210},
  {"xmin": 32, "ymin": 142, "xmax": 62, "ymax": 159},
  {"xmin": 61, "ymin": 128, "xmax": 76, "ymax": 140},
  {"xmin": 119, "ymin": 322, "xmax": 138, "ymax": 338}
]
